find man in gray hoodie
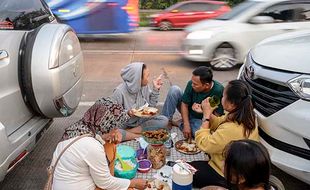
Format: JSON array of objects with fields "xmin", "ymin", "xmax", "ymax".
[{"xmin": 112, "ymin": 62, "xmax": 168, "ymax": 141}]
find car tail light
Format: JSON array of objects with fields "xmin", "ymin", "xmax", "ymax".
[{"xmin": 8, "ymin": 150, "xmax": 29, "ymax": 173}]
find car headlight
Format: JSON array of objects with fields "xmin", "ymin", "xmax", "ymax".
[
  {"xmin": 242, "ymin": 52, "xmax": 254, "ymax": 79},
  {"xmin": 186, "ymin": 31, "xmax": 213, "ymax": 40},
  {"xmin": 288, "ymin": 76, "xmax": 310, "ymax": 100}
]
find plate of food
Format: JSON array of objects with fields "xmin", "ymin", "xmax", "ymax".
[
  {"xmin": 142, "ymin": 127, "xmax": 170, "ymax": 145},
  {"xmin": 133, "ymin": 107, "xmax": 158, "ymax": 118},
  {"xmin": 175, "ymin": 139, "xmax": 201, "ymax": 155},
  {"xmin": 145, "ymin": 179, "xmax": 171, "ymax": 190}
]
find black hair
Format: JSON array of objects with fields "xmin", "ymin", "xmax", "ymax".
[
  {"xmin": 141, "ymin": 64, "xmax": 147, "ymax": 79},
  {"xmin": 192, "ymin": 66, "xmax": 213, "ymax": 84},
  {"xmin": 224, "ymin": 140, "xmax": 271, "ymax": 190},
  {"xmin": 225, "ymin": 80, "xmax": 255, "ymax": 137}
]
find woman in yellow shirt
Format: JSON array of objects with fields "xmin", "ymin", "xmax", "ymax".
[{"xmin": 190, "ymin": 80, "xmax": 259, "ymax": 188}]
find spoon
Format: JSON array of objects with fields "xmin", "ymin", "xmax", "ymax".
[{"xmin": 116, "ymin": 154, "xmax": 133, "ymax": 171}]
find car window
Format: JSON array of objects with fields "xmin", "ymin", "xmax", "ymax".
[
  {"xmin": 258, "ymin": 3, "xmax": 310, "ymax": 23},
  {"xmin": 176, "ymin": 3, "xmax": 221, "ymax": 12},
  {"xmin": 0, "ymin": 0, "xmax": 53, "ymax": 30},
  {"xmin": 177, "ymin": 4, "xmax": 196, "ymax": 12},
  {"xmin": 217, "ymin": 1, "xmax": 259, "ymax": 20}
]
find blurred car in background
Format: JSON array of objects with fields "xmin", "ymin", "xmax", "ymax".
[
  {"xmin": 45, "ymin": 0, "xmax": 139, "ymax": 36},
  {"xmin": 0, "ymin": 0, "xmax": 83, "ymax": 181},
  {"xmin": 148, "ymin": 0, "xmax": 230, "ymax": 31},
  {"xmin": 182, "ymin": 0, "xmax": 310, "ymax": 70},
  {"xmin": 238, "ymin": 30, "xmax": 310, "ymax": 185}
]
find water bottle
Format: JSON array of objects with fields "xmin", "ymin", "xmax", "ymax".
[{"xmin": 164, "ymin": 137, "xmax": 172, "ymax": 156}]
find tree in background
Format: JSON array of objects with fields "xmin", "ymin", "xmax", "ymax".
[{"xmin": 139, "ymin": 0, "xmax": 245, "ymax": 9}]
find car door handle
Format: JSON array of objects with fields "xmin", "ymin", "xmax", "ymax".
[{"xmin": 0, "ymin": 50, "xmax": 8, "ymax": 60}]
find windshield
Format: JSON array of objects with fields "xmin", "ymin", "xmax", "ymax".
[
  {"xmin": 216, "ymin": 1, "xmax": 259, "ymax": 20},
  {"xmin": 0, "ymin": 0, "xmax": 53, "ymax": 30}
]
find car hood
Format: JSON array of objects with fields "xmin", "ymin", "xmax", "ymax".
[
  {"xmin": 252, "ymin": 31, "xmax": 310, "ymax": 74},
  {"xmin": 185, "ymin": 19, "xmax": 236, "ymax": 32}
]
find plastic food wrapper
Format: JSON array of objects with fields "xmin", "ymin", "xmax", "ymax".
[
  {"xmin": 175, "ymin": 159, "xmax": 198, "ymax": 174},
  {"xmin": 136, "ymin": 137, "xmax": 149, "ymax": 150},
  {"xmin": 153, "ymin": 165, "xmax": 173, "ymax": 189}
]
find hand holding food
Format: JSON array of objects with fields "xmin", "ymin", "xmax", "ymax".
[{"xmin": 153, "ymin": 74, "xmax": 163, "ymax": 90}]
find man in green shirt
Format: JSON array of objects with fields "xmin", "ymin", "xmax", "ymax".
[{"xmin": 161, "ymin": 66, "xmax": 224, "ymax": 138}]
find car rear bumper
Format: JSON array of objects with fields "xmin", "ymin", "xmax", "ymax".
[{"xmin": 0, "ymin": 118, "xmax": 51, "ymax": 181}]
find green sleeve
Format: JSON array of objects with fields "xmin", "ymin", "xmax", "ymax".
[
  {"xmin": 181, "ymin": 81, "xmax": 192, "ymax": 105},
  {"xmin": 214, "ymin": 82, "xmax": 224, "ymax": 115}
]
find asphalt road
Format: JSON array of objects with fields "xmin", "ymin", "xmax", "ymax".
[{"xmin": 0, "ymin": 28, "xmax": 308, "ymax": 190}]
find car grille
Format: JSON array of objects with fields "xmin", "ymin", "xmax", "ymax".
[{"xmin": 241, "ymin": 74, "xmax": 299, "ymax": 117}]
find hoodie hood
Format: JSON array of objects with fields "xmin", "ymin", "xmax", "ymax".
[{"xmin": 120, "ymin": 62, "xmax": 143, "ymax": 94}]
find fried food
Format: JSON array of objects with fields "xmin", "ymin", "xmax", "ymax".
[
  {"xmin": 142, "ymin": 129, "xmax": 169, "ymax": 142},
  {"xmin": 175, "ymin": 140, "xmax": 199, "ymax": 153},
  {"xmin": 145, "ymin": 179, "xmax": 170, "ymax": 190}
]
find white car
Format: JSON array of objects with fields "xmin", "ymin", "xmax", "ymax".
[
  {"xmin": 182, "ymin": 0, "xmax": 310, "ymax": 70},
  {"xmin": 239, "ymin": 30, "xmax": 310, "ymax": 185}
]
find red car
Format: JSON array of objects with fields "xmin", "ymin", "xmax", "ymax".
[{"xmin": 149, "ymin": 0, "xmax": 230, "ymax": 30}]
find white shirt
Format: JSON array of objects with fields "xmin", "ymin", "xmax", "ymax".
[{"xmin": 51, "ymin": 137, "xmax": 130, "ymax": 190}]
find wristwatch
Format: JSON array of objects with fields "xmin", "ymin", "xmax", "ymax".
[{"xmin": 202, "ymin": 117, "xmax": 210, "ymax": 122}]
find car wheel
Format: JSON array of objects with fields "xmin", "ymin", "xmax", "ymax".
[
  {"xmin": 269, "ymin": 175, "xmax": 285, "ymax": 190},
  {"xmin": 159, "ymin": 21, "xmax": 172, "ymax": 31},
  {"xmin": 210, "ymin": 44, "xmax": 237, "ymax": 70}
]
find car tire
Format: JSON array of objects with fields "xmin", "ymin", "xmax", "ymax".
[
  {"xmin": 210, "ymin": 43, "xmax": 237, "ymax": 71},
  {"xmin": 269, "ymin": 175, "xmax": 285, "ymax": 190},
  {"xmin": 19, "ymin": 26, "xmax": 46, "ymax": 117},
  {"xmin": 159, "ymin": 21, "xmax": 172, "ymax": 31}
]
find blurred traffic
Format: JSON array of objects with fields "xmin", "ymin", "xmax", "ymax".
[
  {"xmin": 147, "ymin": 0, "xmax": 230, "ymax": 30},
  {"xmin": 45, "ymin": 0, "xmax": 139, "ymax": 36},
  {"xmin": 182, "ymin": 0, "xmax": 310, "ymax": 70}
]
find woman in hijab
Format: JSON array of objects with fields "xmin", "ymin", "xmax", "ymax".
[
  {"xmin": 112, "ymin": 62, "xmax": 169, "ymax": 141},
  {"xmin": 50, "ymin": 97, "xmax": 147, "ymax": 190}
]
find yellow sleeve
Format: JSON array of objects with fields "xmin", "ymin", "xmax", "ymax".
[
  {"xmin": 209, "ymin": 115, "xmax": 226, "ymax": 131},
  {"xmin": 195, "ymin": 123, "xmax": 242, "ymax": 154}
]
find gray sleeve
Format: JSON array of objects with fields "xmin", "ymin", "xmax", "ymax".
[
  {"xmin": 111, "ymin": 89, "xmax": 123, "ymax": 105},
  {"xmin": 148, "ymin": 86, "xmax": 160, "ymax": 107}
]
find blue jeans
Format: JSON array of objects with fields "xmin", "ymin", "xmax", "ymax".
[{"xmin": 161, "ymin": 85, "xmax": 202, "ymax": 137}]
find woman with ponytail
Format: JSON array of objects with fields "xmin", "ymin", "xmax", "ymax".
[{"xmin": 190, "ymin": 80, "xmax": 259, "ymax": 188}]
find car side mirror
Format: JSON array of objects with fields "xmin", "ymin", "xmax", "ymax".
[
  {"xmin": 249, "ymin": 16, "xmax": 274, "ymax": 24},
  {"xmin": 171, "ymin": 9, "xmax": 179, "ymax": 13}
]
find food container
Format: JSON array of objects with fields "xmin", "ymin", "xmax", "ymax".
[
  {"xmin": 147, "ymin": 144, "xmax": 166, "ymax": 169},
  {"xmin": 117, "ymin": 145, "xmax": 136, "ymax": 159},
  {"xmin": 172, "ymin": 163, "xmax": 193, "ymax": 190},
  {"xmin": 114, "ymin": 157, "xmax": 138, "ymax": 179},
  {"xmin": 136, "ymin": 148, "xmax": 147, "ymax": 160},
  {"xmin": 137, "ymin": 159, "xmax": 152, "ymax": 173},
  {"xmin": 142, "ymin": 126, "xmax": 170, "ymax": 145},
  {"xmin": 115, "ymin": 145, "xmax": 137, "ymax": 179}
]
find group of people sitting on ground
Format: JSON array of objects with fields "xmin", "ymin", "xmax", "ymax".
[{"xmin": 48, "ymin": 62, "xmax": 272, "ymax": 190}]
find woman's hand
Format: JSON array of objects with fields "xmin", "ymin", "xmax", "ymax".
[
  {"xmin": 153, "ymin": 74, "xmax": 163, "ymax": 90},
  {"xmin": 201, "ymin": 98, "xmax": 218, "ymax": 119},
  {"xmin": 102, "ymin": 129, "xmax": 122, "ymax": 144},
  {"xmin": 129, "ymin": 178, "xmax": 148, "ymax": 190}
]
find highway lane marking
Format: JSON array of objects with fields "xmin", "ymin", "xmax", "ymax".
[{"xmin": 83, "ymin": 50, "xmax": 183, "ymax": 54}]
